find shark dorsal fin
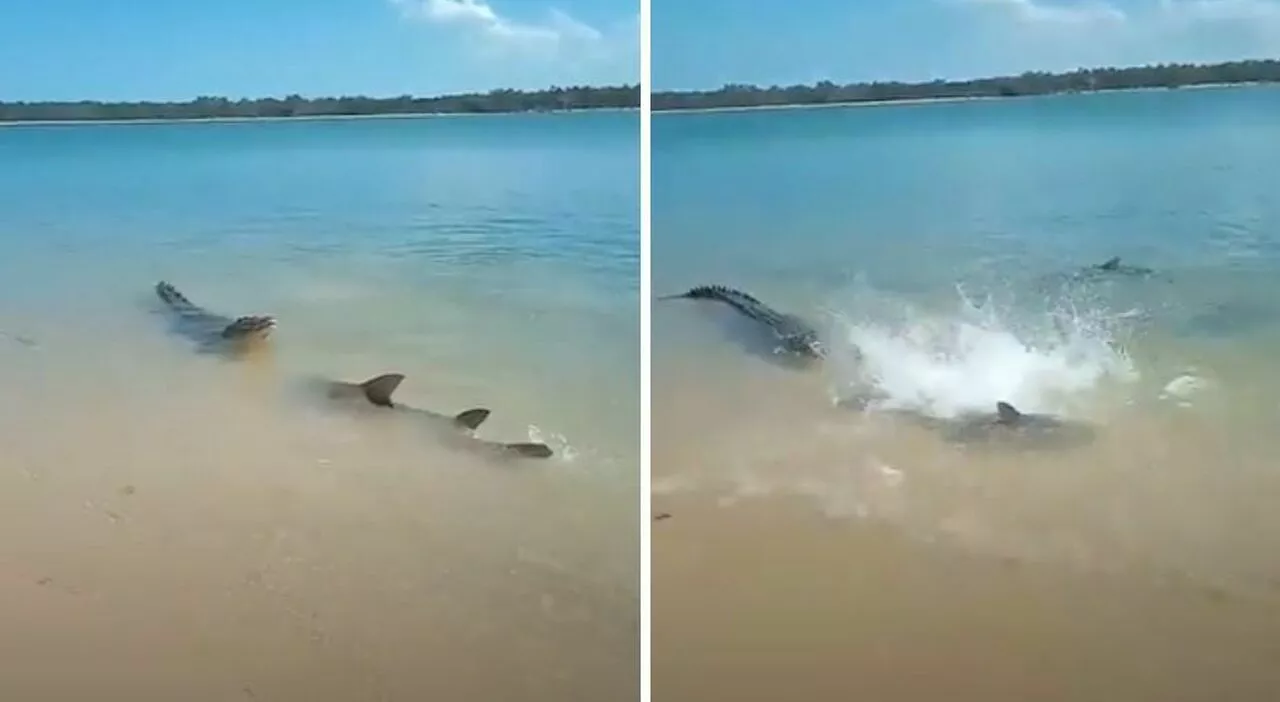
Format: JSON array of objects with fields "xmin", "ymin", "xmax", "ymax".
[
  {"xmin": 996, "ymin": 401, "xmax": 1022, "ymax": 424},
  {"xmin": 360, "ymin": 373, "xmax": 405, "ymax": 407},
  {"xmin": 1099, "ymin": 256, "xmax": 1121, "ymax": 270},
  {"xmin": 454, "ymin": 408, "xmax": 490, "ymax": 430}
]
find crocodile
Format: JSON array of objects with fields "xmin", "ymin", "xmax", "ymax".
[
  {"xmin": 659, "ymin": 284, "xmax": 825, "ymax": 359},
  {"xmin": 153, "ymin": 280, "xmax": 276, "ymax": 356}
]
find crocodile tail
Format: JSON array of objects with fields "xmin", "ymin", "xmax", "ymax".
[
  {"xmin": 659, "ymin": 285, "xmax": 757, "ymax": 303},
  {"xmin": 155, "ymin": 281, "xmax": 196, "ymax": 309}
]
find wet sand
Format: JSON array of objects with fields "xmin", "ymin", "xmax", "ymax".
[
  {"xmin": 654, "ymin": 497, "xmax": 1280, "ymax": 702},
  {"xmin": 0, "ymin": 326, "xmax": 637, "ymax": 700},
  {"xmin": 652, "ymin": 353, "xmax": 1280, "ymax": 702}
]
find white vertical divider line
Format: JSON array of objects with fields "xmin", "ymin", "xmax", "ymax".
[{"xmin": 638, "ymin": 0, "xmax": 653, "ymax": 697}]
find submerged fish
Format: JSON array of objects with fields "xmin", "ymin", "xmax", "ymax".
[
  {"xmin": 318, "ymin": 372, "xmax": 554, "ymax": 460},
  {"xmin": 853, "ymin": 400, "xmax": 1099, "ymax": 451},
  {"xmin": 1077, "ymin": 256, "xmax": 1157, "ymax": 280},
  {"xmin": 928, "ymin": 401, "xmax": 1098, "ymax": 449}
]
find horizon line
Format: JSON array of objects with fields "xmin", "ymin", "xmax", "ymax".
[
  {"xmin": 1, "ymin": 83, "xmax": 641, "ymax": 106},
  {"xmin": 652, "ymin": 56, "xmax": 1280, "ymax": 94}
]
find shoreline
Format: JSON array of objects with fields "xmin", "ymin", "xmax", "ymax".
[
  {"xmin": 0, "ymin": 105, "xmax": 639, "ymax": 128},
  {"xmin": 652, "ymin": 80, "xmax": 1276, "ymax": 116},
  {"xmin": 4, "ymin": 80, "xmax": 1272, "ymax": 126},
  {"xmin": 653, "ymin": 94, "xmax": 992, "ymax": 116}
]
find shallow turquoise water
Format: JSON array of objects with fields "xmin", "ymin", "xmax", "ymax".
[
  {"xmin": 0, "ymin": 111, "xmax": 639, "ymax": 698},
  {"xmin": 0, "ymin": 112, "xmax": 639, "ymax": 466},
  {"xmin": 655, "ymin": 87, "xmax": 1279, "ymax": 291},
  {"xmin": 653, "ymin": 87, "xmax": 1280, "ymax": 593}
]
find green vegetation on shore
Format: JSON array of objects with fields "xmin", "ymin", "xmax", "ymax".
[
  {"xmin": 0, "ymin": 85, "xmax": 639, "ymax": 123},
  {"xmin": 653, "ymin": 59, "xmax": 1280, "ymax": 112}
]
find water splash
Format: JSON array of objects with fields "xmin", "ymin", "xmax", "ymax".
[
  {"xmin": 528, "ymin": 425, "xmax": 577, "ymax": 463},
  {"xmin": 824, "ymin": 282, "xmax": 1137, "ymax": 419}
]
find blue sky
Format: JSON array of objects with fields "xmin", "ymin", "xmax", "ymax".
[
  {"xmin": 654, "ymin": 0, "xmax": 1280, "ymax": 90},
  {"xmin": 0, "ymin": 0, "xmax": 638, "ymax": 101}
]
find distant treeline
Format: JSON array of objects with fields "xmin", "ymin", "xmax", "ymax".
[
  {"xmin": 653, "ymin": 59, "xmax": 1280, "ymax": 111},
  {"xmin": 0, "ymin": 85, "xmax": 639, "ymax": 122}
]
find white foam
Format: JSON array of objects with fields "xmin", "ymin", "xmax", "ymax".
[
  {"xmin": 826, "ymin": 285, "xmax": 1135, "ymax": 419},
  {"xmin": 528, "ymin": 425, "xmax": 577, "ymax": 463},
  {"xmin": 651, "ymin": 474, "xmax": 699, "ymax": 495},
  {"xmin": 1161, "ymin": 373, "xmax": 1209, "ymax": 402}
]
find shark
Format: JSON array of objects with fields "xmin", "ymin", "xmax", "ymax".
[
  {"xmin": 942, "ymin": 401, "xmax": 1098, "ymax": 448},
  {"xmin": 1077, "ymin": 256, "xmax": 1157, "ymax": 279},
  {"xmin": 659, "ymin": 285, "xmax": 826, "ymax": 360},
  {"xmin": 153, "ymin": 281, "xmax": 276, "ymax": 356},
  {"xmin": 318, "ymin": 372, "xmax": 555, "ymax": 460},
  {"xmin": 843, "ymin": 398, "xmax": 1098, "ymax": 450}
]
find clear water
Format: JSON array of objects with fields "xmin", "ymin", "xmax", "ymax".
[
  {"xmin": 653, "ymin": 86, "xmax": 1280, "ymax": 594},
  {"xmin": 0, "ymin": 112, "xmax": 638, "ymax": 699}
]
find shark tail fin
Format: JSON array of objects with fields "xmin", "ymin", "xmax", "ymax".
[
  {"xmin": 454, "ymin": 408, "xmax": 491, "ymax": 430},
  {"xmin": 996, "ymin": 401, "xmax": 1022, "ymax": 424},
  {"xmin": 502, "ymin": 442, "xmax": 554, "ymax": 459},
  {"xmin": 360, "ymin": 373, "xmax": 406, "ymax": 407}
]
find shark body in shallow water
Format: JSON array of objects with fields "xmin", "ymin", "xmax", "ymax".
[
  {"xmin": 318, "ymin": 372, "xmax": 555, "ymax": 460},
  {"xmin": 659, "ymin": 285, "xmax": 826, "ymax": 360},
  {"xmin": 153, "ymin": 282, "xmax": 552, "ymax": 459},
  {"xmin": 940, "ymin": 401, "xmax": 1098, "ymax": 448},
  {"xmin": 153, "ymin": 281, "xmax": 276, "ymax": 356},
  {"xmin": 1075, "ymin": 256, "xmax": 1157, "ymax": 280},
  {"xmin": 841, "ymin": 397, "xmax": 1098, "ymax": 450}
]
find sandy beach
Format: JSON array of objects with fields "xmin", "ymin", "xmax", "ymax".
[
  {"xmin": 653, "ymin": 494, "xmax": 1280, "ymax": 702},
  {"xmin": 0, "ymin": 347, "xmax": 637, "ymax": 701}
]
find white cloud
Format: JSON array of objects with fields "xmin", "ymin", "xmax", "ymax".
[
  {"xmin": 419, "ymin": 0, "xmax": 500, "ymax": 25},
  {"xmin": 960, "ymin": 0, "xmax": 1128, "ymax": 26},
  {"xmin": 391, "ymin": 0, "xmax": 612, "ymax": 57},
  {"xmin": 1154, "ymin": 0, "xmax": 1280, "ymax": 58},
  {"xmin": 1157, "ymin": 0, "xmax": 1280, "ymax": 35},
  {"xmin": 959, "ymin": 0, "xmax": 1280, "ymax": 31},
  {"xmin": 950, "ymin": 0, "xmax": 1280, "ymax": 72},
  {"xmin": 1160, "ymin": 0, "xmax": 1280, "ymax": 21},
  {"xmin": 958, "ymin": 0, "xmax": 1280, "ymax": 28}
]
